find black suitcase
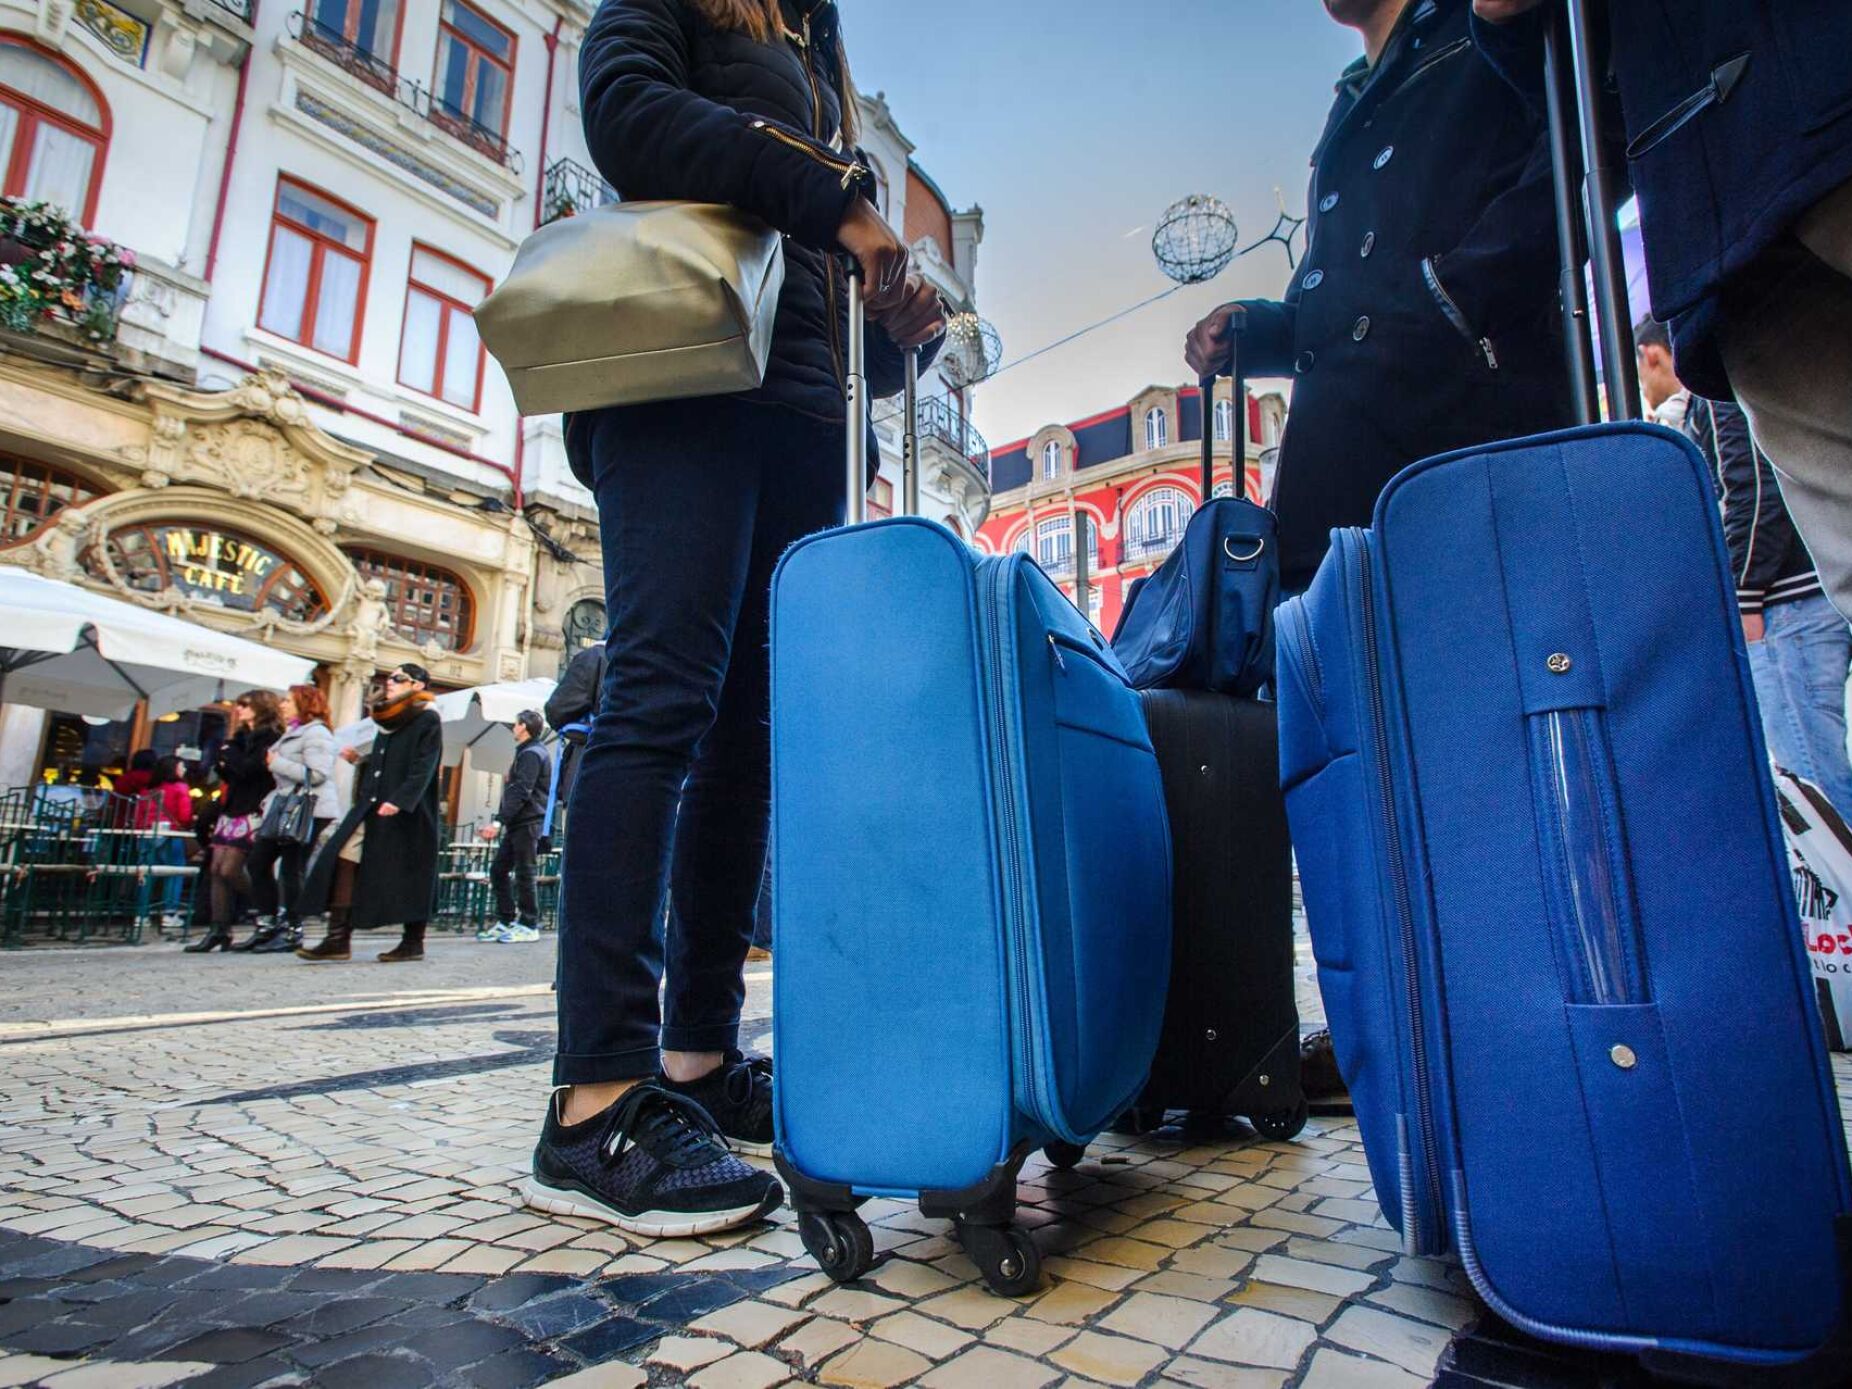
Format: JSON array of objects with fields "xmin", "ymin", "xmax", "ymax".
[{"xmin": 1121, "ymin": 689, "xmax": 1305, "ymax": 1140}]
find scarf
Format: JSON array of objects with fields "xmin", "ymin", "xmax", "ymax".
[{"xmin": 371, "ymin": 689, "xmax": 435, "ymax": 732}]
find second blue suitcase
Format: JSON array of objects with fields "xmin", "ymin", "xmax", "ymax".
[{"xmin": 1276, "ymin": 424, "xmax": 1851, "ymax": 1367}]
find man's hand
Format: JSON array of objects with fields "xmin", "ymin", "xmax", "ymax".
[
  {"xmin": 340, "ymin": 746, "xmax": 361, "ymax": 765},
  {"xmin": 478, "ymin": 823, "xmax": 501, "ymax": 842},
  {"xmin": 377, "ymin": 802, "xmax": 400, "ymax": 818},
  {"xmin": 873, "ymin": 277, "xmax": 945, "ymax": 350},
  {"xmin": 1185, "ymin": 303, "xmax": 1246, "ymax": 378},
  {"xmin": 837, "ymin": 199, "xmax": 909, "ymax": 316},
  {"xmin": 1743, "ymin": 612, "xmax": 1766, "ymax": 644},
  {"xmin": 1473, "ymin": 0, "xmax": 1545, "ymax": 22}
]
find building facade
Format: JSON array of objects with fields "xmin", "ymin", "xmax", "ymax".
[
  {"xmin": 975, "ymin": 383, "xmax": 1287, "ymax": 636},
  {"xmin": 0, "ymin": 0, "xmax": 985, "ymax": 817}
]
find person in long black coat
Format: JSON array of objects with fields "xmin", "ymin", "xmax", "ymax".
[
  {"xmin": 1186, "ymin": 0, "xmax": 1573, "ymax": 595},
  {"xmin": 297, "ymin": 664, "xmax": 444, "ymax": 963}
]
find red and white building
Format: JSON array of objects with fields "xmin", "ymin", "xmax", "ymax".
[{"xmin": 975, "ymin": 381, "xmax": 1287, "ymax": 634}]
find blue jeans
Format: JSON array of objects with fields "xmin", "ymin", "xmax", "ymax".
[
  {"xmin": 555, "ymin": 397, "xmax": 840, "ymax": 1084},
  {"xmin": 1748, "ymin": 593, "xmax": 1852, "ymax": 817},
  {"xmin": 153, "ymin": 835, "xmax": 186, "ymax": 915}
]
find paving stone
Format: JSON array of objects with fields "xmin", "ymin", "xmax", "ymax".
[
  {"xmin": 1160, "ymin": 1357, "xmax": 1289, "ymax": 1389},
  {"xmin": 912, "ymin": 1285, "xmax": 1020, "ymax": 1330},
  {"xmin": 919, "ymin": 1344, "xmax": 1061, "ymax": 1389},
  {"xmin": 1132, "ymin": 1270, "xmax": 1238, "ymax": 1304},
  {"xmin": 1299, "ymin": 1347, "xmax": 1428, "ymax": 1389},
  {"xmin": 37, "ymin": 1362, "xmax": 214, "ymax": 1389},
  {"xmin": 7, "ymin": 1319, "xmax": 125, "ymax": 1355},
  {"xmin": 275, "ymin": 1319, "xmax": 409, "ymax": 1367},
  {"xmin": 687, "ymin": 1350, "xmax": 792, "ymax": 1389},
  {"xmin": 1187, "ymin": 1307, "xmax": 1319, "ymax": 1370},
  {"xmin": 637, "ymin": 1275, "xmax": 751, "ymax": 1322},
  {"xmin": 1365, "ymin": 1281, "xmax": 1477, "ymax": 1331},
  {"xmin": 817, "ymin": 1337, "xmax": 933, "ymax": 1388},
  {"xmin": 1227, "ymin": 1280, "xmax": 1344, "ymax": 1325},
  {"xmin": 395, "ymin": 1317, "xmax": 530, "ymax": 1370},
  {"xmin": 1325, "ymin": 1305, "xmax": 1450, "ymax": 1377},
  {"xmin": 1022, "ymin": 1281, "xmax": 1118, "ymax": 1326},
  {"xmin": 1249, "ymin": 1254, "xmax": 1375, "ymax": 1298},
  {"xmin": 495, "ymin": 1290, "xmax": 617, "ymax": 1339},
  {"xmin": 810, "ymin": 1285, "xmax": 913, "ymax": 1325},
  {"xmin": 557, "ymin": 1312, "xmax": 659, "ymax": 1362},
  {"xmin": 650, "ymin": 1334, "xmax": 736, "ymax": 1371},
  {"xmin": 865, "ymin": 1258, "xmax": 960, "ymax": 1298},
  {"xmin": 543, "ymin": 1365, "xmax": 647, "ymax": 1389},
  {"xmin": 869, "ymin": 1308, "xmax": 975, "ymax": 1359},
  {"xmin": 462, "ymin": 1346, "xmax": 578, "ymax": 1389},
  {"xmin": 1073, "ymin": 1238, "xmax": 1167, "ymax": 1271},
  {"xmin": 689, "ymin": 1300, "xmax": 807, "ymax": 1348},
  {"xmin": 778, "ymin": 1314, "xmax": 860, "ymax": 1368},
  {"xmin": 1040, "ymin": 1258, "xmax": 1143, "ymax": 1292},
  {"xmin": 311, "ymin": 1350, "xmax": 436, "ymax": 1389},
  {"xmin": 1050, "ymin": 1330, "xmax": 1170, "ymax": 1386},
  {"xmin": 1097, "ymin": 1292, "xmax": 1219, "ymax": 1351}
]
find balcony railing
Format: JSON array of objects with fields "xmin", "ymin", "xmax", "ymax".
[
  {"xmin": 542, "ymin": 158, "xmax": 617, "ymax": 225},
  {"xmin": 208, "ymin": 0, "xmax": 254, "ymax": 22},
  {"xmin": 289, "ymin": 12, "xmax": 524, "ymax": 173},
  {"xmin": 916, "ymin": 395, "xmax": 989, "ymax": 481},
  {"xmin": 1120, "ymin": 533, "xmax": 1184, "ymax": 565}
]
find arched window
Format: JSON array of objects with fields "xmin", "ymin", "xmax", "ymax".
[
  {"xmin": 1023, "ymin": 514, "xmax": 1097, "ymax": 573},
  {"xmin": 1214, "ymin": 398, "xmax": 1233, "ymax": 444},
  {"xmin": 100, "ymin": 524, "xmax": 329, "ymax": 622},
  {"xmin": 1210, "ymin": 479, "xmax": 1236, "ymax": 500},
  {"xmin": 562, "ymin": 598, "xmax": 605, "ymax": 667},
  {"xmin": 0, "ymin": 40, "xmax": 110, "ymax": 225},
  {"xmin": 1144, "ymin": 407, "xmax": 1168, "ymax": 451},
  {"xmin": 1126, "ymin": 486, "xmax": 1194, "ymax": 560},
  {"xmin": 346, "ymin": 548, "xmax": 474, "ymax": 650},
  {"xmin": 1041, "ymin": 440, "xmax": 1062, "ymax": 480},
  {"xmin": 0, "ymin": 456, "xmax": 100, "ymax": 546}
]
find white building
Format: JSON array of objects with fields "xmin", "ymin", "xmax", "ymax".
[{"xmin": 0, "ymin": 0, "xmax": 986, "ymax": 819}]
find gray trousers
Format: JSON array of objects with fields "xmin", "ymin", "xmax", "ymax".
[{"xmin": 1722, "ymin": 180, "xmax": 1852, "ymax": 620}]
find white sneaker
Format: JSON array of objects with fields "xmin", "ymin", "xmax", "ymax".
[
  {"xmin": 477, "ymin": 920, "xmax": 511, "ymax": 942},
  {"xmin": 500, "ymin": 923, "xmax": 541, "ymax": 943}
]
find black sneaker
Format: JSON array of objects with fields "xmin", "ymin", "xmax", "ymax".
[
  {"xmin": 524, "ymin": 1083, "xmax": 782, "ymax": 1239},
  {"xmin": 660, "ymin": 1051, "xmax": 773, "ymax": 1157}
]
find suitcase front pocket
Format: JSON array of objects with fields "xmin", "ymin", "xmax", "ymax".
[{"xmin": 1528, "ymin": 708, "xmax": 1649, "ymax": 1005}]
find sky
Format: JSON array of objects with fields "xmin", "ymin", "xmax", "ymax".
[{"xmin": 848, "ymin": 0, "xmax": 1363, "ymax": 449}]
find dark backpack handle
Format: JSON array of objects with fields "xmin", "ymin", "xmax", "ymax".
[{"xmin": 1201, "ymin": 317, "xmax": 1246, "ymax": 498}]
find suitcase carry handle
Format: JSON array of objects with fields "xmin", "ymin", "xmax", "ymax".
[
  {"xmin": 842, "ymin": 259, "xmax": 921, "ymax": 521},
  {"xmin": 1546, "ymin": 0, "xmax": 1640, "ymax": 421},
  {"xmin": 1199, "ymin": 317, "xmax": 1246, "ymax": 500}
]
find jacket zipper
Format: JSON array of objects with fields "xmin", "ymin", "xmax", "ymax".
[
  {"xmin": 1349, "ymin": 528, "xmax": 1443, "ymax": 1251},
  {"xmin": 748, "ymin": 120, "xmax": 868, "ymax": 190},
  {"xmin": 1421, "ymin": 257, "xmax": 1498, "ymax": 370},
  {"xmin": 803, "ymin": 12, "xmax": 844, "ymax": 398}
]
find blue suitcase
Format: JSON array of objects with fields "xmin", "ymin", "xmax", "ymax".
[
  {"xmin": 1276, "ymin": 423, "xmax": 1852, "ymax": 1368},
  {"xmin": 769, "ymin": 276, "xmax": 1172, "ymax": 1296}
]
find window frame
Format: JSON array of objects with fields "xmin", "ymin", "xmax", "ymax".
[
  {"xmin": 397, "ymin": 242, "xmax": 490, "ymax": 413},
  {"xmin": 1144, "ymin": 407, "xmax": 1168, "ymax": 451},
  {"xmin": 258, "ymin": 176, "xmax": 376, "ymax": 366},
  {"xmin": 866, "ymin": 476, "xmax": 894, "ymax": 520},
  {"xmin": 0, "ymin": 456, "xmax": 101, "ymax": 548},
  {"xmin": 1041, "ymin": 440, "xmax": 1062, "ymax": 480},
  {"xmin": 1213, "ymin": 397, "xmax": 1233, "ymax": 444},
  {"xmin": 345, "ymin": 547, "xmax": 476, "ymax": 652},
  {"xmin": 0, "ymin": 37, "xmax": 110, "ymax": 227},
  {"xmin": 1126, "ymin": 485, "xmax": 1194, "ymax": 556},
  {"xmin": 432, "ymin": 0, "xmax": 517, "ymax": 145},
  {"xmin": 313, "ymin": 0, "xmax": 407, "ymax": 70}
]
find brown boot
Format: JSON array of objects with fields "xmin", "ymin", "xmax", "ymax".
[
  {"xmin": 378, "ymin": 921, "xmax": 426, "ymax": 963},
  {"xmin": 297, "ymin": 923, "xmax": 352, "ymax": 962}
]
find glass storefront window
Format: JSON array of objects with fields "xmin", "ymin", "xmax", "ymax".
[{"xmin": 92, "ymin": 523, "xmax": 330, "ymax": 622}]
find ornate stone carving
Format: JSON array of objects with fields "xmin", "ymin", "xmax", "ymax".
[
  {"xmin": 184, "ymin": 419, "xmax": 313, "ymax": 506},
  {"xmin": 27, "ymin": 506, "xmax": 91, "ymax": 582},
  {"xmin": 346, "ymin": 577, "xmax": 392, "ymax": 667}
]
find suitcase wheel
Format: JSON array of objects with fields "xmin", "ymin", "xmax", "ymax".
[
  {"xmin": 1250, "ymin": 1098, "xmax": 1309, "ymax": 1142},
  {"xmin": 1042, "ymin": 1141, "xmax": 1086, "ymax": 1171},
  {"xmin": 799, "ymin": 1210, "xmax": 875, "ymax": 1284},
  {"xmin": 959, "ymin": 1221, "xmax": 1042, "ymax": 1297}
]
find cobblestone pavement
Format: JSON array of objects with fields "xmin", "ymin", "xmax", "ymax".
[{"xmin": 2, "ymin": 933, "xmax": 1849, "ymax": 1388}]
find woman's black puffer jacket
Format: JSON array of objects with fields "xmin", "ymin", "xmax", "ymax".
[
  {"xmin": 577, "ymin": 0, "xmax": 938, "ymax": 430},
  {"xmin": 214, "ymin": 728, "xmax": 279, "ymax": 819}
]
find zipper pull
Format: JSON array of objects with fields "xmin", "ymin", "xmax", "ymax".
[
  {"xmin": 1047, "ymin": 634, "xmax": 1067, "ymax": 673},
  {"xmin": 1478, "ymin": 338, "xmax": 1499, "ymax": 370},
  {"xmin": 840, "ymin": 162, "xmax": 867, "ymax": 191}
]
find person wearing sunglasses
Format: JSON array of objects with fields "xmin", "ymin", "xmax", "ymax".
[{"xmin": 298, "ymin": 665, "xmax": 444, "ymax": 963}]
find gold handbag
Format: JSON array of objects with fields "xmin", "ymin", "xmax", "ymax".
[{"xmin": 475, "ymin": 201, "xmax": 785, "ymax": 416}]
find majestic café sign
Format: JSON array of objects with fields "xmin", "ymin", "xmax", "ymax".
[{"xmin": 93, "ymin": 521, "xmax": 331, "ymax": 623}]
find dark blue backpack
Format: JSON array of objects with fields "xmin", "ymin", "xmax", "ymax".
[{"xmin": 1110, "ymin": 358, "xmax": 1278, "ymax": 696}]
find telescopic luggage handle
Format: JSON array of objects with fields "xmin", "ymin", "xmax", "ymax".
[
  {"xmin": 842, "ymin": 259, "xmax": 921, "ymax": 523},
  {"xmin": 1200, "ymin": 317, "xmax": 1246, "ymax": 500}
]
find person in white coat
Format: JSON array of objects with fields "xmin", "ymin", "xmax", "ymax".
[{"xmin": 236, "ymin": 684, "xmax": 340, "ymax": 953}]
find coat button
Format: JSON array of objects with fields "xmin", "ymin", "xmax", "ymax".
[
  {"xmin": 1360, "ymin": 232, "xmax": 1375, "ymax": 258},
  {"xmin": 1352, "ymin": 316, "xmax": 1371, "ymax": 341},
  {"xmin": 1374, "ymin": 145, "xmax": 1394, "ymax": 170},
  {"xmin": 1295, "ymin": 351, "xmax": 1316, "ymax": 374},
  {"xmin": 1319, "ymin": 192, "xmax": 1340, "ymax": 213},
  {"xmin": 1303, "ymin": 269, "xmax": 1325, "ymax": 290}
]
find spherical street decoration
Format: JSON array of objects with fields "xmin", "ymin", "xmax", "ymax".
[
  {"xmin": 1153, "ymin": 195, "xmax": 1240, "ymax": 286},
  {"xmin": 938, "ymin": 312, "xmax": 1003, "ymax": 389}
]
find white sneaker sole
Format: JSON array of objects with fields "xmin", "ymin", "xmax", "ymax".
[{"xmin": 521, "ymin": 1177, "xmax": 778, "ymax": 1239}]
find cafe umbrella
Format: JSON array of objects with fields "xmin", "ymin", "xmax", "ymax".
[{"xmin": 0, "ymin": 567, "xmax": 315, "ymax": 718}]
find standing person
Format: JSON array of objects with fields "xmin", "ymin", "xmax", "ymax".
[
  {"xmin": 1184, "ymin": 0, "xmax": 1572, "ymax": 596},
  {"xmin": 237, "ymin": 685, "xmax": 339, "ymax": 954},
  {"xmin": 545, "ymin": 644, "xmax": 604, "ymax": 820},
  {"xmin": 187, "ymin": 691, "xmax": 281, "ymax": 953},
  {"xmin": 1635, "ymin": 320, "xmax": 1690, "ymax": 432},
  {"xmin": 135, "ymin": 756, "xmax": 193, "ymax": 935},
  {"xmin": 1473, "ymin": 1, "xmax": 1852, "ymax": 619},
  {"xmin": 114, "ymin": 749, "xmax": 157, "ymax": 804},
  {"xmin": 479, "ymin": 710, "xmax": 550, "ymax": 944},
  {"xmin": 525, "ymin": 0, "xmax": 945, "ymax": 1239},
  {"xmin": 297, "ymin": 665, "xmax": 443, "ymax": 963}
]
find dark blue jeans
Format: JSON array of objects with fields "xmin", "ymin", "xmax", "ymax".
[{"xmin": 555, "ymin": 396, "xmax": 841, "ymax": 1084}]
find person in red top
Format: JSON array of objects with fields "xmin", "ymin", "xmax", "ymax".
[
  {"xmin": 134, "ymin": 756, "xmax": 193, "ymax": 930},
  {"xmin": 113, "ymin": 749, "xmax": 158, "ymax": 804}
]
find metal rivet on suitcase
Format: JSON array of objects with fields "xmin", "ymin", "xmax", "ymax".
[
  {"xmin": 1258, "ymin": 1073, "xmax": 1271, "ymax": 1086},
  {"xmin": 1200, "ymin": 765, "xmax": 1210, "ymax": 776},
  {"xmin": 1547, "ymin": 652, "xmax": 1573, "ymax": 674},
  {"xmin": 1610, "ymin": 1044, "xmax": 1637, "ymax": 1069},
  {"xmin": 1205, "ymin": 1029, "xmax": 1218, "ymax": 1042}
]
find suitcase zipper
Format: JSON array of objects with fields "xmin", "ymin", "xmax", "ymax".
[
  {"xmin": 1349, "ymin": 528, "xmax": 1443, "ymax": 1251},
  {"xmin": 1280, "ymin": 599, "xmax": 1325, "ymax": 719}
]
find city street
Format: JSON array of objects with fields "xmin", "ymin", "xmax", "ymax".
[{"xmin": 4, "ymin": 935, "xmax": 1845, "ymax": 1388}]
